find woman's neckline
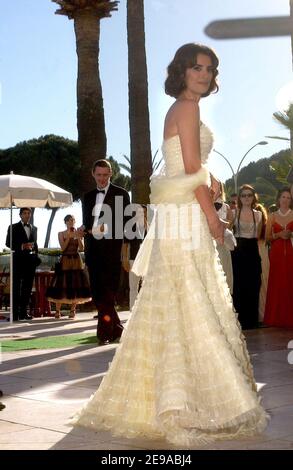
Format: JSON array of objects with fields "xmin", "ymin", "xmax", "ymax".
[{"xmin": 277, "ymin": 208, "xmax": 292, "ymax": 217}]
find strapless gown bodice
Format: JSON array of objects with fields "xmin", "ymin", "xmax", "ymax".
[
  {"xmin": 149, "ymin": 123, "xmax": 212, "ymax": 206},
  {"xmin": 162, "ymin": 123, "xmax": 214, "ymax": 177}
]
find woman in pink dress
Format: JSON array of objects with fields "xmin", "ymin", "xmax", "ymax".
[{"xmin": 264, "ymin": 188, "xmax": 293, "ymax": 327}]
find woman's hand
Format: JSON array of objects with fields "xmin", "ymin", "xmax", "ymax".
[
  {"xmin": 207, "ymin": 215, "xmax": 225, "ymax": 245},
  {"xmin": 273, "ymin": 230, "xmax": 290, "ymax": 240},
  {"xmin": 74, "ymin": 230, "xmax": 83, "ymax": 239},
  {"xmin": 77, "ymin": 225, "xmax": 86, "ymax": 235},
  {"xmin": 280, "ymin": 229, "xmax": 292, "ymax": 240}
]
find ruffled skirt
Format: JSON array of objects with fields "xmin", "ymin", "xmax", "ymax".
[
  {"xmin": 71, "ymin": 206, "xmax": 268, "ymax": 446},
  {"xmin": 46, "ymin": 254, "xmax": 91, "ymax": 305}
]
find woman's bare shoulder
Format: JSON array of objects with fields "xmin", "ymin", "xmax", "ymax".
[
  {"xmin": 164, "ymin": 99, "xmax": 200, "ymax": 138},
  {"xmin": 167, "ymin": 100, "xmax": 199, "ymax": 127}
]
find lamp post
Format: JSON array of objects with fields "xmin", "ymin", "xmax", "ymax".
[{"xmin": 213, "ymin": 141, "xmax": 268, "ymax": 194}]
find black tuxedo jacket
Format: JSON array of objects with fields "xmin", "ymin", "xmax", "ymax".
[
  {"xmin": 6, "ymin": 221, "xmax": 38, "ymax": 257},
  {"xmin": 82, "ymin": 182, "xmax": 130, "ymax": 265}
]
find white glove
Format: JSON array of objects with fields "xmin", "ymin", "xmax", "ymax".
[{"xmin": 224, "ymin": 228, "xmax": 237, "ymax": 251}]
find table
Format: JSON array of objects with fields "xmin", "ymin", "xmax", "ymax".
[
  {"xmin": 0, "ymin": 270, "xmax": 55, "ymax": 317},
  {"xmin": 30, "ymin": 270, "xmax": 55, "ymax": 317}
]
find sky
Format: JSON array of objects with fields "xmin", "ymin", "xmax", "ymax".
[{"xmin": 0, "ymin": 0, "xmax": 292, "ymax": 248}]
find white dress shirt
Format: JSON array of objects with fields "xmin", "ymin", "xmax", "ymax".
[
  {"xmin": 92, "ymin": 182, "xmax": 110, "ymax": 237},
  {"xmin": 22, "ymin": 222, "xmax": 31, "ymax": 239}
]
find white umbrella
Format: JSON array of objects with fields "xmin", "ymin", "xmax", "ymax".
[{"xmin": 0, "ymin": 172, "xmax": 73, "ymax": 323}]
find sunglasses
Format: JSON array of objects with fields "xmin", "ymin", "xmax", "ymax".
[{"xmin": 240, "ymin": 193, "xmax": 254, "ymax": 198}]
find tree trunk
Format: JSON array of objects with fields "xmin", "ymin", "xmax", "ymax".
[
  {"xmin": 127, "ymin": 0, "xmax": 152, "ymax": 204},
  {"xmin": 74, "ymin": 10, "xmax": 106, "ymax": 195},
  {"xmin": 44, "ymin": 208, "xmax": 59, "ymax": 248}
]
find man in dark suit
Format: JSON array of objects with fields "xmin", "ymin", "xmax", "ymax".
[
  {"xmin": 81, "ymin": 159, "xmax": 130, "ymax": 344},
  {"xmin": 6, "ymin": 207, "xmax": 39, "ymax": 321}
]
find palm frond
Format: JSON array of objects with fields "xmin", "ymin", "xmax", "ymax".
[
  {"xmin": 118, "ymin": 163, "xmax": 131, "ymax": 174},
  {"xmin": 122, "ymin": 154, "xmax": 131, "ymax": 165},
  {"xmin": 153, "ymin": 157, "xmax": 163, "ymax": 172},
  {"xmin": 152, "ymin": 149, "xmax": 159, "ymax": 164},
  {"xmin": 273, "ymin": 104, "xmax": 293, "ymax": 132},
  {"xmin": 52, "ymin": 0, "xmax": 119, "ymax": 19}
]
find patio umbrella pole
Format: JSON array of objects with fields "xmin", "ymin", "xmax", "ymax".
[{"xmin": 9, "ymin": 193, "xmax": 13, "ymax": 324}]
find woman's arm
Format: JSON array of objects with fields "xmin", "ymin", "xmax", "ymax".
[
  {"xmin": 256, "ymin": 210, "xmax": 263, "ymax": 239},
  {"xmin": 175, "ymin": 100, "xmax": 224, "ymax": 243},
  {"xmin": 176, "ymin": 100, "xmax": 202, "ymax": 174},
  {"xmin": 77, "ymin": 236, "xmax": 84, "ymax": 251},
  {"xmin": 58, "ymin": 231, "xmax": 70, "ymax": 251},
  {"xmin": 265, "ymin": 214, "xmax": 273, "ymax": 242},
  {"xmin": 265, "ymin": 214, "xmax": 289, "ymax": 241},
  {"xmin": 226, "ymin": 206, "xmax": 234, "ymax": 229}
]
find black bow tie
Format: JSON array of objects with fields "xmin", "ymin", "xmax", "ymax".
[
  {"xmin": 96, "ymin": 189, "xmax": 105, "ymax": 194},
  {"xmin": 23, "ymin": 223, "xmax": 30, "ymax": 227}
]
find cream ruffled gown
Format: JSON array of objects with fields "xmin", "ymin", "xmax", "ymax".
[{"xmin": 72, "ymin": 124, "xmax": 268, "ymax": 447}]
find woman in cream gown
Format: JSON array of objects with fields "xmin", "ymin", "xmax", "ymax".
[{"xmin": 72, "ymin": 43, "xmax": 267, "ymax": 447}]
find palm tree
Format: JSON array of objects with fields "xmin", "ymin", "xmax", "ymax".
[
  {"xmin": 119, "ymin": 154, "xmax": 131, "ymax": 175},
  {"xmin": 127, "ymin": 0, "xmax": 152, "ymax": 203},
  {"xmin": 266, "ymin": 103, "xmax": 293, "ymax": 183},
  {"xmin": 119, "ymin": 149, "xmax": 162, "ymax": 176},
  {"xmin": 52, "ymin": 0, "xmax": 118, "ymax": 194},
  {"xmin": 266, "ymin": 104, "xmax": 293, "ymax": 138},
  {"xmin": 273, "ymin": 104, "xmax": 293, "ymax": 150}
]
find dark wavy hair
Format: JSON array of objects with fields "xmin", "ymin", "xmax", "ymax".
[
  {"xmin": 165, "ymin": 43, "xmax": 219, "ymax": 99},
  {"xmin": 64, "ymin": 214, "xmax": 75, "ymax": 223}
]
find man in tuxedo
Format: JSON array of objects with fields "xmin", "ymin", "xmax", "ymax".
[
  {"xmin": 81, "ymin": 159, "xmax": 130, "ymax": 344},
  {"xmin": 6, "ymin": 207, "xmax": 39, "ymax": 321}
]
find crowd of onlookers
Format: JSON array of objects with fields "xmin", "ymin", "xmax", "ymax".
[
  {"xmin": 4, "ymin": 159, "xmax": 293, "ymax": 334},
  {"xmin": 213, "ymin": 182, "xmax": 293, "ymax": 330}
]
